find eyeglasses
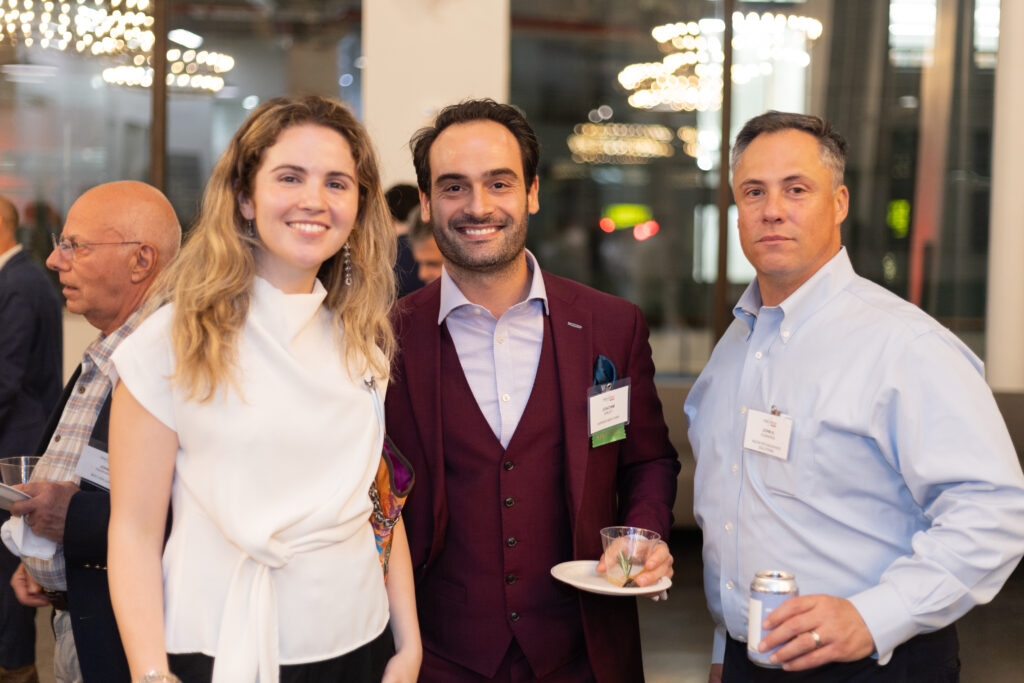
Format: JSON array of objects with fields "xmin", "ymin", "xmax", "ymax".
[{"xmin": 50, "ymin": 233, "xmax": 142, "ymax": 261}]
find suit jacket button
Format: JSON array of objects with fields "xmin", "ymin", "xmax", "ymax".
[
  {"xmin": 504, "ymin": 497, "xmax": 515, "ymax": 508},
  {"xmin": 510, "ymin": 611, "xmax": 520, "ymax": 622},
  {"xmin": 506, "ymin": 574, "xmax": 517, "ymax": 585},
  {"xmin": 503, "ymin": 460, "xmax": 514, "ymax": 471},
  {"xmin": 506, "ymin": 536, "xmax": 517, "ymax": 547}
]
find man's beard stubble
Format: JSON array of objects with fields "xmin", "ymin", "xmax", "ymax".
[{"xmin": 431, "ymin": 206, "xmax": 529, "ymax": 275}]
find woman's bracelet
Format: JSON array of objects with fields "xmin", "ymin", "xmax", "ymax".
[{"xmin": 137, "ymin": 671, "xmax": 181, "ymax": 683}]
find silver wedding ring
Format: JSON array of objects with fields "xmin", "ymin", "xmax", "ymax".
[{"xmin": 810, "ymin": 630, "xmax": 822, "ymax": 649}]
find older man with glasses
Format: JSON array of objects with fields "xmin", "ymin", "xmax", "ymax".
[{"xmin": 2, "ymin": 181, "xmax": 180, "ymax": 683}]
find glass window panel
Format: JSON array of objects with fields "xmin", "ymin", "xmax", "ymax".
[{"xmin": 511, "ymin": 0, "xmax": 999, "ymax": 374}]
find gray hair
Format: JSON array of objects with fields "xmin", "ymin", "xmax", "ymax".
[{"xmin": 732, "ymin": 111, "xmax": 847, "ymax": 188}]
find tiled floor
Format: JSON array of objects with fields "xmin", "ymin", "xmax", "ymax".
[{"xmin": 29, "ymin": 531, "xmax": 1024, "ymax": 681}]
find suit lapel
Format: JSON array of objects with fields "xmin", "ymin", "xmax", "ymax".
[
  {"xmin": 35, "ymin": 364, "xmax": 82, "ymax": 456},
  {"xmin": 396, "ymin": 289, "xmax": 449, "ymax": 557},
  {"xmin": 544, "ymin": 273, "xmax": 593, "ymax": 528}
]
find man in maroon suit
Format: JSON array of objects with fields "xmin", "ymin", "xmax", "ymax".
[{"xmin": 385, "ymin": 99, "xmax": 680, "ymax": 682}]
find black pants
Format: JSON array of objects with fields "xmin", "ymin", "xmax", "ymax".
[
  {"xmin": 0, "ymin": 511, "xmax": 36, "ymax": 670},
  {"xmin": 168, "ymin": 628, "xmax": 393, "ymax": 683},
  {"xmin": 723, "ymin": 625, "xmax": 960, "ymax": 682}
]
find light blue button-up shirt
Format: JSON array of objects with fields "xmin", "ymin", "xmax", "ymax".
[
  {"xmin": 685, "ymin": 248, "xmax": 1024, "ymax": 664},
  {"xmin": 439, "ymin": 250, "xmax": 549, "ymax": 448}
]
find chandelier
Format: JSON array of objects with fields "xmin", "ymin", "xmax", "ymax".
[
  {"xmin": 0, "ymin": 0, "xmax": 234, "ymax": 93},
  {"xmin": 0, "ymin": 0, "xmax": 154, "ymax": 54},
  {"xmin": 103, "ymin": 45, "xmax": 234, "ymax": 93},
  {"xmin": 618, "ymin": 12, "xmax": 823, "ymax": 112},
  {"xmin": 567, "ymin": 122, "xmax": 675, "ymax": 165}
]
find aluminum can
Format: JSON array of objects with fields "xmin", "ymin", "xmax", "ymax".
[{"xmin": 747, "ymin": 570, "xmax": 799, "ymax": 668}]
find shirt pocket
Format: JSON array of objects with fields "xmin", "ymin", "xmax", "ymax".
[{"xmin": 746, "ymin": 411, "xmax": 819, "ymax": 498}]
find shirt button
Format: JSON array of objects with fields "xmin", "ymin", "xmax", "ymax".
[
  {"xmin": 77, "ymin": 386, "xmax": 86, "ymax": 394},
  {"xmin": 506, "ymin": 574, "xmax": 518, "ymax": 585},
  {"xmin": 740, "ymin": 406, "xmax": 747, "ymax": 415},
  {"xmin": 754, "ymin": 351, "xmax": 763, "ymax": 359},
  {"xmin": 782, "ymin": 330, "xmax": 791, "ymax": 339},
  {"xmin": 54, "ymin": 434, "xmax": 61, "ymax": 442},
  {"xmin": 502, "ymin": 393, "xmax": 511, "ymax": 402},
  {"xmin": 503, "ymin": 460, "xmax": 514, "ymax": 471},
  {"xmin": 726, "ymin": 581, "xmax": 734, "ymax": 590},
  {"xmin": 730, "ymin": 464, "xmax": 738, "ymax": 473},
  {"xmin": 506, "ymin": 537, "xmax": 518, "ymax": 547},
  {"xmin": 724, "ymin": 522, "xmax": 733, "ymax": 532},
  {"xmin": 510, "ymin": 612, "xmax": 520, "ymax": 622},
  {"xmin": 473, "ymin": 308, "xmax": 482, "ymax": 316},
  {"xmin": 504, "ymin": 497, "xmax": 515, "ymax": 508},
  {"xmin": 496, "ymin": 336, "xmax": 506, "ymax": 344}
]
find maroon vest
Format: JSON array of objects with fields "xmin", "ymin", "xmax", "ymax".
[{"xmin": 417, "ymin": 318, "xmax": 586, "ymax": 678}]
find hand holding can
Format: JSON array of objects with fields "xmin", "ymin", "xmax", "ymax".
[{"xmin": 747, "ymin": 570, "xmax": 799, "ymax": 668}]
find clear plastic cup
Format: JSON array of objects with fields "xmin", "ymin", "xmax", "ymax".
[
  {"xmin": 600, "ymin": 526, "xmax": 661, "ymax": 587},
  {"xmin": 0, "ymin": 456, "xmax": 40, "ymax": 485}
]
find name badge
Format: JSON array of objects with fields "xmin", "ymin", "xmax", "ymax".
[
  {"xmin": 743, "ymin": 408, "xmax": 793, "ymax": 461},
  {"xmin": 73, "ymin": 443, "xmax": 111, "ymax": 491},
  {"xmin": 588, "ymin": 379, "xmax": 631, "ymax": 433}
]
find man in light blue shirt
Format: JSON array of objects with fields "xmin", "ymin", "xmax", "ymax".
[{"xmin": 685, "ymin": 111, "xmax": 1024, "ymax": 682}]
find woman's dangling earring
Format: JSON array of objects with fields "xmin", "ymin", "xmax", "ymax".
[
  {"xmin": 343, "ymin": 242, "xmax": 352, "ymax": 286},
  {"xmin": 247, "ymin": 219, "xmax": 256, "ymax": 237}
]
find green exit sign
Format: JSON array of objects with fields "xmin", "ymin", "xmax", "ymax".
[{"xmin": 603, "ymin": 204, "xmax": 652, "ymax": 229}]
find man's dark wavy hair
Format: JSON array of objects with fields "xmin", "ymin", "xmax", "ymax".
[{"xmin": 410, "ymin": 98, "xmax": 540, "ymax": 194}]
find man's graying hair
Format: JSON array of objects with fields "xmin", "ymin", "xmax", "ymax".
[{"xmin": 732, "ymin": 111, "xmax": 847, "ymax": 188}]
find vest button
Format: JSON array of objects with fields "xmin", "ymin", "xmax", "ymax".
[
  {"xmin": 504, "ymin": 497, "xmax": 515, "ymax": 507},
  {"xmin": 506, "ymin": 536, "xmax": 517, "ymax": 547},
  {"xmin": 506, "ymin": 574, "xmax": 517, "ymax": 585},
  {"xmin": 503, "ymin": 460, "xmax": 514, "ymax": 471},
  {"xmin": 510, "ymin": 611, "xmax": 520, "ymax": 622}
]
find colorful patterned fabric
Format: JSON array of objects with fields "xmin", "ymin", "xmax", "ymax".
[{"xmin": 369, "ymin": 435, "xmax": 414, "ymax": 579}]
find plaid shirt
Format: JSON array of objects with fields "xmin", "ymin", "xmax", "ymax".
[{"xmin": 23, "ymin": 311, "xmax": 141, "ymax": 590}]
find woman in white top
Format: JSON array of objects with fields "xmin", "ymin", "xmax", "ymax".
[{"xmin": 107, "ymin": 95, "xmax": 421, "ymax": 683}]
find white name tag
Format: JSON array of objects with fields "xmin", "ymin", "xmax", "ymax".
[
  {"xmin": 587, "ymin": 382, "xmax": 631, "ymax": 435},
  {"xmin": 73, "ymin": 443, "xmax": 111, "ymax": 491},
  {"xmin": 743, "ymin": 408, "xmax": 793, "ymax": 461}
]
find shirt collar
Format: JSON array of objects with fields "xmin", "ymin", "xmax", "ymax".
[
  {"xmin": 251, "ymin": 276, "xmax": 328, "ymax": 344},
  {"xmin": 0, "ymin": 243, "xmax": 24, "ymax": 272},
  {"xmin": 733, "ymin": 247, "xmax": 856, "ymax": 341},
  {"xmin": 84, "ymin": 309, "xmax": 143, "ymax": 376},
  {"xmin": 438, "ymin": 249, "xmax": 549, "ymax": 324}
]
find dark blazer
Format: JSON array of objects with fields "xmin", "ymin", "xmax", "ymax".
[
  {"xmin": 385, "ymin": 271, "xmax": 680, "ymax": 682},
  {"xmin": 0, "ymin": 249, "xmax": 62, "ymax": 456},
  {"xmin": 35, "ymin": 365, "xmax": 130, "ymax": 683}
]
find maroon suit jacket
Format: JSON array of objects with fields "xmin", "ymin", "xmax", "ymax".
[{"xmin": 385, "ymin": 270, "xmax": 679, "ymax": 682}]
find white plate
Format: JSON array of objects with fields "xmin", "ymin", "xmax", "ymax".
[
  {"xmin": 551, "ymin": 560, "xmax": 671, "ymax": 597},
  {"xmin": 0, "ymin": 483, "xmax": 29, "ymax": 511}
]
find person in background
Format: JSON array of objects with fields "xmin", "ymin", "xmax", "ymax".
[
  {"xmin": 0, "ymin": 195, "xmax": 62, "ymax": 683},
  {"xmin": 386, "ymin": 99, "xmax": 679, "ymax": 682},
  {"xmin": 405, "ymin": 215, "xmax": 443, "ymax": 284},
  {"xmin": 686, "ymin": 110, "xmax": 1024, "ymax": 682},
  {"xmin": 4, "ymin": 181, "xmax": 180, "ymax": 683},
  {"xmin": 107, "ymin": 95, "xmax": 421, "ymax": 683},
  {"xmin": 386, "ymin": 183, "xmax": 425, "ymax": 296}
]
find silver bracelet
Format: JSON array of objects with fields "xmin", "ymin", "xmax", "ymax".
[{"xmin": 137, "ymin": 671, "xmax": 181, "ymax": 683}]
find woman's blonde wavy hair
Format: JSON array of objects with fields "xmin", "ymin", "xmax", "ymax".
[{"xmin": 147, "ymin": 95, "xmax": 396, "ymax": 402}]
